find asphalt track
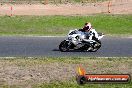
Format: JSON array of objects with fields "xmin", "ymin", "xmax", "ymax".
[{"xmin": 0, "ymin": 36, "xmax": 131, "ymax": 57}]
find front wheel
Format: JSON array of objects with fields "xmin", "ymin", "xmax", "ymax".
[{"xmin": 59, "ymin": 40, "xmax": 69, "ymax": 52}]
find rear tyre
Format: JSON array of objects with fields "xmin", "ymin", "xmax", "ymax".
[
  {"xmin": 89, "ymin": 40, "xmax": 101, "ymax": 52},
  {"xmin": 59, "ymin": 40, "xmax": 69, "ymax": 52}
]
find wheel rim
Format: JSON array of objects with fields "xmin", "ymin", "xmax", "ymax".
[
  {"xmin": 92, "ymin": 44, "xmax": 101, "ymax": 52},
  {"xmin": 61, "ymin": 44, "xmax": 68, "ymax": 51},
  {"xmin": 88, "ymin": 43, "xmax": 101, "ymax": 52}
]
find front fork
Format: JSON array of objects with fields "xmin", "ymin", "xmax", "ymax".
[
  {"xmin": 65, "ymin": 40, "xmax": 75, "ymax": 49},
  {"xmin": 67, "ymin": 42, "xmax": 72, "ymax": 49}
]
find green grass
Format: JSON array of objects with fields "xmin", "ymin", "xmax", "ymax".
[
  {"xmin": 0, "ymin": 15, "xmax": 131, "ymax": 36},
  {"xmin": 2, "ymin": 81, "xmax": 132, "ymax": 88},
  {"xmin": 33, "ymin": 81, "xmax": 132, "ymax": 88}
]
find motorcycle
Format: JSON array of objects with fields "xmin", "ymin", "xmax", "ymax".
[{"xmin": 59, "ymin": 29, "xmax": 104, "ymax": 52}]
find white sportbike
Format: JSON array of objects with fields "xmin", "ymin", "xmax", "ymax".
[{"xmin": 59, "ymin": 29, "xmax": 104, "ymax": 52}]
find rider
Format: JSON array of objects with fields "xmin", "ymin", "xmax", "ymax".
[
  {"xmin": 79, "ymin": 22, "xmax": 101, "ymax": 51},
  {"xmin": 79, "ymin": 22, "xmax": 99, "ymax": 41}
]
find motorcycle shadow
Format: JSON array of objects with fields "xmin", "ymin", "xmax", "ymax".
[{"xmin": 52, "ymin": 49, "xmax": 96, "ymax": 52}]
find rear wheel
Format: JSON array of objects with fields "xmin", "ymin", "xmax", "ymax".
[
  {"xmin": 89, "ymin": 40, "xmax": 101, "ymax": 52},
  {"xmin": 59, "ymin": 40, "xmax": 69, "ymax": 52}
]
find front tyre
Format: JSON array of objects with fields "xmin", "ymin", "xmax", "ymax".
[{"xmin": 59, "ymin": 40, "xmax": 69, "ymax": 52}]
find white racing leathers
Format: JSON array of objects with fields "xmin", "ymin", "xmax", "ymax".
[
  {"xmin": 82, "ymin": 29, "xmax": 99, "ymax": 42},
  {"xmin": 82, "ymin": 29, "xmax": 101, "ymax": 51}
]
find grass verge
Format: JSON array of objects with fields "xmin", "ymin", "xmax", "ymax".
[
  {"xmin": 33, "ymin": 81, "xmax": 132, "ymax": 88},
  {"xmin": 0, "ymin": 14, "xmax": 131, "ymax": 36},
  {"xmin": 0, "ymin": 57, "xmax": 132, "ymax": 88}
]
